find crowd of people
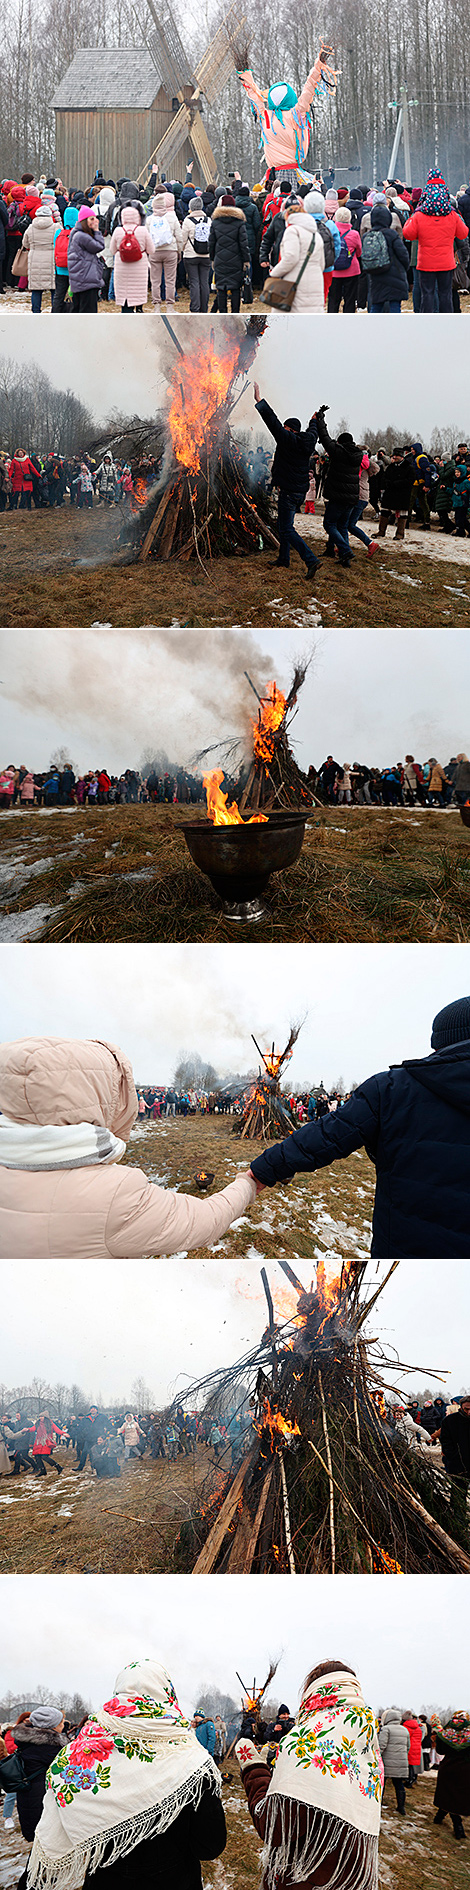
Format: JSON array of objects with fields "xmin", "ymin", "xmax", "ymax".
[
  {"xmin": 0, "ymin": 450, "xmax": 159, "ymax": 513},
  {"xmin": 1, "ymin": 749, "xmax": 469, "ymax": 815},
  {"xmin": 312, "ymin": 752, "xmax": 470, "ymax": 807},
  {"xmin": 0, "ymin": 1402, "xmax": 249, "ymax": 1483},
  {"xmin": 1, "ymin": 1656, "xmax": 468, "ymax": 1890},
  {"xmin": 2, "ymin": 160, "xmax": 470, "ymax": 314}
]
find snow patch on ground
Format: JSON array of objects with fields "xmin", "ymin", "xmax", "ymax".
[{"xmin": 0, "ymin": 903, "xmax": 53, "ymax": 940}]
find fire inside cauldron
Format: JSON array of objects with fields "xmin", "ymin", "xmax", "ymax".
[
  {"xmin": 182, "ymin": 809, "xmax": 306, "ymax": 922},
  {"xmin": 194, "ymin": 1169, "xmax": 215, "ymax": 1191},
  {"xmin": 133, "ymin": 318, "xmax": 279, "ymax": 564}
]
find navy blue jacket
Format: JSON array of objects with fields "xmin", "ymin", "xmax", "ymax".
[
  {"xmin": 250, "ymin": 1041, "xmax": 470, "ymax": 1257},
  {"xmin": 256, "ymin": 400, "xmax": 318, "ymax": 501}
]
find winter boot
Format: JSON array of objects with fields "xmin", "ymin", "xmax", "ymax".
[
  {"xmin": 394, "ymin": 515, "xmax": 406, "ymax": 541},
  {"xmin": 452, "ymin": 1817, "xmax": 466, "ymax": 1840},
  {"xmin": 377, "ymin": 512, "xmax": 388, "ymax": 537}
]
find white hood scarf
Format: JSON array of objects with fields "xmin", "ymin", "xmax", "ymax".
[
  {"xmin": 239, "ymin": 1670, "xmax": 383, "ymax": 1890},
  {"xmin": 27, "ymin": 1658, "xmax": 221, "ymax": 1890},
  {"xmin": 0, "ymin": 1116, "xmax": 125, "ymax": 1170}
]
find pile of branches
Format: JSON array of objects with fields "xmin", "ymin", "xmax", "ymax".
[
  {"xmin": 171, "ymin": 1263, "xmax": 470, "ymax": 1576},
  {"xmin": 233, "ymin": 1024, "xmax": 301, "ymax": 1140},
  {"xmin": 240, "ymin": 661, "xmax": 317, "ymax": 814},
  {"xmin": 134, "ymin": 436, "xmax": 277, "ymax": 564}
]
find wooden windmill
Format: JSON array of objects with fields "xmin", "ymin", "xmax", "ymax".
[{"xmin": 137, "ymin": 0, "xmax": 247, "ymax": 185}]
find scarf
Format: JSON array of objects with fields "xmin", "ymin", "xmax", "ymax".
[
  {"xmin": 240, "ymin": 1672, "xmax": 382, "ymax": 1890},
  {"xmin": 0, "ymin": 1117, "xmax": 125, "ymax": 1171},
  {"xmin": 419, "ymin": 169, "xmax": 452, "ymax": 217},
  {"xmin": 27, "ymin": 1659, "xmax": 221, "ymax": 1890},
  {"xmin": 431, "ymin": 1710, "xmax": 470, "ymax": 1751}
]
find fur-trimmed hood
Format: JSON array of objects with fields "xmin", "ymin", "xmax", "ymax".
[
  {"xmin": 211, "ymin": 203, "xmax": 245, "ymax": 222},
  {"xmin": 14, "ymin": 1725, "xmax": 66, "ymax": 1748}
]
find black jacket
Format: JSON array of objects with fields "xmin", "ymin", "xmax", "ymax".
[
  {"xmin": 234, "ymin": 192, "xmax": 261, "ymax": 256},
  {"xmin": 439, "ymin": 1410, "xmax": 470, "ymax": 1478},
  {"xmin": 316, "ymin": 410, "xmax": 362, "ymax": 506},
  {"xmin": 259, "ymin": 211, "xmax": 285, "ymax": 267},
  {"xmin": 434, "ymin": 1743, "xmax": 470, "ymax": 1818},
  {"xmin": 380, "ymin": 453, "xmax": 416, "ymax": 510},
  {"xmin": 250, "ymin": 1040, "xmax": 470, "ymax": 1257},
  {"xmin": 17, "ymin": 1787, "xmax": 227, "ymax": 1890},
  {"xmin": 256, "ymin": 399, "xmax": 318, "ymax": 501},
  {"xmin": 15, "ymin": 1730, "xmax": 65, "ymax": 1842},
  {"xmin": 365, "ymin": 205, "xmax": 410, "ymax": 306},
  {"xmin": 208, "ymin": 204, "xmax": 250, "ymax": 285}
]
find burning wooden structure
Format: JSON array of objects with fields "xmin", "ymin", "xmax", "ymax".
[
  {"xmin": 133, "ymin": 317, "xmax": 279, "ymax": 564},
  {"xmin": 176, "ymin": 1262, "xmax": 470, "ymax": 1576},
  {"xmin": 234, "ymin": 1024, "xmax": 301, "ymax": 1139}
]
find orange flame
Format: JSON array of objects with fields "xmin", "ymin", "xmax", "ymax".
[
  {"xmin": 316, "ymin": 1258, "xmax": 353, "ymax": 1318},
  {"xmin": 256, "ymin": 1397, "xmax": 301, "ymax": 1449},
  {"xmin": 253, "ymin": 682, "xmax": 287, "ymax": 765},
  {"xmin": 203, "ymin": 769, "xmax": 267, "ymax": 827},
  {"xmin": 168, "ymin": 336, "xmax": 240, "ymax": 475},
  {"xmin": 373, "ymin": 1546, "xmax": 403, "ymax": 1573},
  {"xmin": 130, "ymin": 477, "xmax": 148, "ymax": 513}
]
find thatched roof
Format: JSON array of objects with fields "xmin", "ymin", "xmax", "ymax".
[{"xmin": 51, "ymin": 47, "xmax": 171, "ymax": 111}]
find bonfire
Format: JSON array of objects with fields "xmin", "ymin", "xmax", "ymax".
[
  {"xmin": 131, "ymin": 316, "xmax": 279, "ymax": 563},
  {"xmin": 197, "ymin": 661, "xmax": 317, "ymax": 821},
  {"xmin": 173, "ymin": 1262, "xmax": 470, "ymax": 1576},
  {"xmin": 233, "ymin": 1024, "xmax": 302, "ymax": 1139}
]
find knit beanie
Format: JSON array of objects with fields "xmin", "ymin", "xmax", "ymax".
[
  {"xmin": 431, "ymin": 997, "xmax": 470, "ymax": 1049},
  {"xmin": 78, "ymin": 204, "xmax": 94, "ymax": 222},
  {"xmin": 189, "ymin": 196, "xmax": 202, "ymax": 212},
  {"xmin": 335, "ymin": 206, "xmax": 352, "ymax": 224},
  {"xmin": 325, "ymin": 189, "xmax": 338, "ymax": 210},
  {"xmin": 221, "ymin": 193, "xmax": 235, "ymax": 206},
  {"xmin": 337, "ymin": 186, "xmax": 349, "ymax": 202},
  {"xmin": 305, "ymin": 189, "xmax": 325, "ymax": 214}
]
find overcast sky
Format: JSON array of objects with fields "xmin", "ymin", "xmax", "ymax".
[
  {"xmin": 2, "ymin": 1259, "xmax": 468, "ymax": 1404},
  {"xmin": 2, "ymin": 628, "xmax": 469, "ymax": 772},
  {"xmin": 1, "ymin": 310, "xmax": 467, "ymax": 440},
  {"xmin": 0, "ymin": 1571, "xmax": 466, "ymax": 1714},
  {"xmin": 2, "ymin": 942, "xmax": 469, "ymax": 1088}
]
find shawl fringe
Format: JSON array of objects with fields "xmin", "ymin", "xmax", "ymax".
[
  {"xmin": 261, "ymin": 1797, "xmax": 379, "ymax": 1890},
  {"xmin": 27, "ymin": 1761, "xmax": 220, "ymax": 1890}
]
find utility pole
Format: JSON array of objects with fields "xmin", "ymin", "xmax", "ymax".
[{"xmin": 388, "ymin": 85, "xmax": 418, "ymax": 180}]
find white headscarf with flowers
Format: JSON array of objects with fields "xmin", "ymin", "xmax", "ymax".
[
  {"xmin": 237, "ymin": 1669, "xmax": 383, "ymax": 1890},
  {"xmin": 27, "ymin": 1658, "xmax": 221, "ymax": 1890}
]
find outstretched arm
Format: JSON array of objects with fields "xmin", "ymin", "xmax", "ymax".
[
  {"xmin": 297, "ymin": 47, "xmax": 339, "ymax": 116},
  {"xmin": 249, "ymin": 1078, "xmax": 381, "ymax": 1186},
  {"xmin": 253, "ymin": 392, "xmax": 284, "ymax": 444},
  {"xmin": 238, "ymin": 69, "xmax": 266, "ymax": 116}
]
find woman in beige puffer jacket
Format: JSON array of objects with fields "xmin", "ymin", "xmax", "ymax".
[
  {"xmin": 23, "ymin": 206, "xmax": 56, "ymax": 306},
  {"xmin": 268, "ymin": 204, "xmax": 325, "ymax": 312},
  {"xmin": 0, "ymin": 1037, "xmax": 259, "ymax": 1259}
]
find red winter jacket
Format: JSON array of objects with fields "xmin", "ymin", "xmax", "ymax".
[
  {"xmin": 405, "ymin": 208, "xmax": 468, "ymax": 271},
  {"xmin": 403, "ymin": 1718, "xmax": 423, "ymax": 1766},
  {"xmin": 10, "ymin": 456, "xmax": 35, "ymax": 494}
]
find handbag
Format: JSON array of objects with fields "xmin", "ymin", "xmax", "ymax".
[
  {"xmin": 11, "ymin": 245, "xmax": 29, "ymax": 277},
  {"xmin": 260, "ymin": 228, "xmax": 316, "ymax": 310},
  {"xmin": 0, "ymin": 1751, "xmax": 42, "ymax": 1792}
]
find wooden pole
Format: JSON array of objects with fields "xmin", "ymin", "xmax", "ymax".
[
  {"xmin": 318, "ymin": 1369, "xmax": 336, "ymax": 1573},
  {"xmin": 279, "ymin": 1452, "xmax": 296, "ymax": 1574},
  {"xmin": 192, "ymin": 1447, "xmax": 256, "ymax": 1573}
]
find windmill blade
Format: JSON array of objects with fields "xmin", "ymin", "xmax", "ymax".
[
  {"xmin": 194, "ymin": 5, "xmax": 247, "ymax": 105},
  {"xmin": 141, "ymin": 101, "xmax": 193, "ymax": 180},
  {"xmin": 145, "ymin": 0, "xmax": 194, "ymax": 96},
  {"xmin": 188, "ymin": 112, "xmax": 219, "ymax": 184}
]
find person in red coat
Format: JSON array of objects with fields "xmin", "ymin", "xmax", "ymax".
[
  {"xmin": 402, "ymin": 1713, "xmax": 423, "ymax": 1786},
  {"xmin": 405, "ymin": 170, "xmax": 468, "ymax": 311}
]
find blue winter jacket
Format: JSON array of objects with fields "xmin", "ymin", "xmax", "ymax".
[
  {"xmin": 195, "ymin": 1720, "xmax": 217, "ymax": 1756},
  {"xmin": 250, "ymin": 1041, "xmax": 470, "ymax": 1257}
]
